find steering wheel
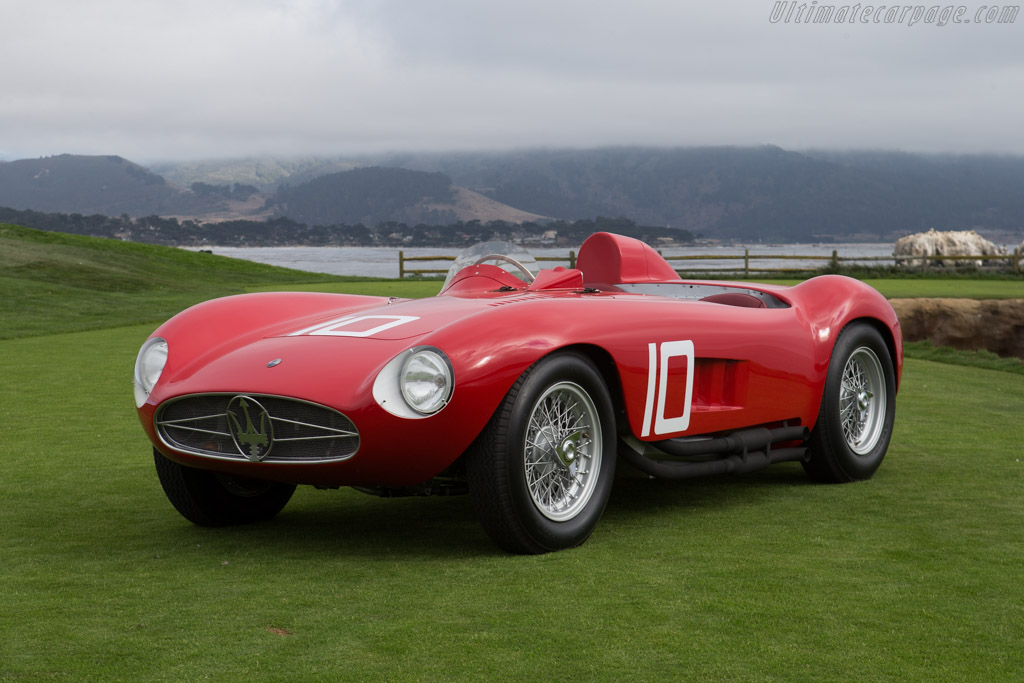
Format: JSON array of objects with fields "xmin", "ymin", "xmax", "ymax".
[{"xmin": 472, "ymin": 254, "xmax": 536, "ymax": 283}]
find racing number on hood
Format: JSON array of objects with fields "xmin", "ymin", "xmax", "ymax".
[
  {"xmin": 289, "ymin": 315, "xmax": 420, "ymax": 338},
  {"xmin": 641, "ymin": 340, "xmax": 695, "ymax": 437}
]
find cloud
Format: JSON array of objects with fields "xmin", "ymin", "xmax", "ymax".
[{"xmin": 1, "ymin": 0, "xmax": 1022, "ymax": 160}]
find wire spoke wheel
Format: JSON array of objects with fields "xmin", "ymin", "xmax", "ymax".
[
  {"xmin": 523, "ymin": 382, "xmax": 602, "ymax": 522},
  {"xmin": 804, "ymin": 324, "xmax": 896, "ymax": 483},
  {"xmin": 466, "ymin": 352, "xmax": 616, "ymax": 553},
  {"xmin": 839, "ymin": 346, "xmax": 887, "ymax": 454}
]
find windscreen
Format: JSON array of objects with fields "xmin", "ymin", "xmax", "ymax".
[{"xmin": 442, "ymin": 241, "xmax": 539, "ymax": 290}]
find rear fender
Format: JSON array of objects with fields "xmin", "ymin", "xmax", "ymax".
[{"xmin": 788, "ymin": 276, "xmax": 903, "ymax": 390}]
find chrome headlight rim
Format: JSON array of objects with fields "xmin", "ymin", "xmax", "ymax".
[
  {"xmin": 372, "ymin": 346, "xmax": 454, "ymax": 420},
  {"xmin": 400, "ymin": 347, "xmax": 454, "ymax": 415},
  {"xmin": 133, "ymin": 337, "xmax": 168, "ymax": 408}
]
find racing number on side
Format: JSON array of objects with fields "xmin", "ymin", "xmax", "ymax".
[{"xmin": 641, "ymin": 340, "xmax": 694, "ymax": 437}]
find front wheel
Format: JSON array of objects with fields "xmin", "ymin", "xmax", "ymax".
[
  {"xmin": 153, "ymin": 449, "xmax": 296, "ymax": 526},
  {"xmin": 803, "ymin": 323, "xmax": 896, "ymax": 483},
  {"xmin": 466, "ymin": 352, "xmax": 617, "ymax": 554}
]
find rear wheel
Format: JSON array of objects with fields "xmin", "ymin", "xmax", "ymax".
[
  {"xmin": 153, "ymin": 449, "xmax": 295, "ymax": 526},
  {"xmin": 803, "ymin": 323, "xmax": 896, "ymax": 483},
  {"xmin": 466, "ymin": 352, "xmax": 616, "ymax": 554}
]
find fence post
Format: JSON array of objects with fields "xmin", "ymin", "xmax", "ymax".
[
  {"xmin": 569, "ymin": 250, "xmax": 576, "ymax": 270},
  {"xmin": 744, "ymin": 248, "xmax": 749, "ymax": 278},
  {"xmin": 1015, "ymin": 248, "xmax": 1020, "ymax": 274},
  {"xmin": 831, "ymin": 249, "xmax": 839, "ymax": 271},
  {"xmin": 399, "ymin": 250, "xmax": 405, "ymax": 279}
]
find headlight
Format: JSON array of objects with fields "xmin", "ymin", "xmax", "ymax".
[
  {"xmin": 373, "ymin": 347, "xmax": 454, "ymax": 419},
  {"xmin": 400, "ymin": 349, "xmax": 453, "ymax": 415},
  {"xmin": 133, "ymin": 337, "xmax": 168, "ymax": 407}
]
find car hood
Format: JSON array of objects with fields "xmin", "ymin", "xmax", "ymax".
[
  {"xmin": 147, "ymin": 292, "xmax": 540, "ymax": 406},
  {"xmin": 260, "ymin": 296, "xmax": 474, "ymax": 340}
]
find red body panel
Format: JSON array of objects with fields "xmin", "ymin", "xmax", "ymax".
[{"xmin": 137, "ymin": 233, "xmax": 902, "ymax": 488}]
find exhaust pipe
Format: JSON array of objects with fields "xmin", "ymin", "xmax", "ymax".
[
  {"xmin": 620, "ymin": 425, "xmax": 809, "ymax": 480},
  {"xmin": 653, "ymin": 425, "xmax": 808, "ymax": 458}
]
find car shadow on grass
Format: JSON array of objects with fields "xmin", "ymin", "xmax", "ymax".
[
  {"xmin": 603, "ymin": 459, "xmax": 813, "ymax": 523},
  {"xmin": 159, "ymin": 491, "xmax": 498, "ymax": 559},
  {"xmin": 141, "ymin": 460, "xmax": 816, "ymax": 558}
]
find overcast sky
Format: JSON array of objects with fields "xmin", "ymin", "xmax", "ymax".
[{"xmin": 1, "ymin": 0, "xmax": 1021, "ymax": 161}]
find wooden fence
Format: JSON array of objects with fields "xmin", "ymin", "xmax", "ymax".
[{"xmin": 398, "ymin": 248, "xmax": 1022, "ymax": 279}]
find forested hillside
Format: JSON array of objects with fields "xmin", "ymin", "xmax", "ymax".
[
  {"xmin": 4, "ymin": 147, "xmax": 1024, "ymax": 242},
  {"xmin": 267, "ymin": 167, "xmax": 458, "ymax": 226},
  {"xmin": 394, "ymin": 146, "xmax": 1024, "ymax": 241},
  {"xmin": 0, "ymin": 206, "xmax": 689, "ymax": 248},
  {"xmin": 0, "ymin": 155, "xmax": 220, "ymax": 216}
]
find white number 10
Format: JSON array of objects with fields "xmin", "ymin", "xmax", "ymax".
[{"xmin": 641, "ymin": 340, "xmax": 694, "ymax": 437}]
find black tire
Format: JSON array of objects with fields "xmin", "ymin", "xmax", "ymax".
[
  {"xmin": 466, "ymin": 352, "xmax": 617, "ymax": 554},
  {"xmin": 153, "ymin": 449, "xmax": 296, "ymax": 526},
  {"xmin": 803, "ymin": 323, "xmax": 896, "ymax": 483}
]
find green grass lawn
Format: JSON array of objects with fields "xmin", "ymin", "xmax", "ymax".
[
  {"xmin": 0, "ymin": 224, "xmax": 363, "ymax": 339},
  {"xmin": 2, "ymin": 328, "xmax": 1022, "ymax": 680},
  {"xmin": 2, "ymin": 225, "xmax": 1023, "ymax": 679},
  {"xmin": 862, "ymin": 278, "xmax": 1024, "ymax": 299}
]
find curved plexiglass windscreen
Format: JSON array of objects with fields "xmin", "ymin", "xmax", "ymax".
[{"xmin": 442, "ymin": 241, "xmax": 539, "ymax": 290}]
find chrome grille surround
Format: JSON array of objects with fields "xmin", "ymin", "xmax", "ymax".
[{"xmin": 155, "ymin": 393, "xmax": 359, "ymax": 464}]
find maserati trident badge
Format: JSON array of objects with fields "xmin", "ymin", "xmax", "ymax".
[{"xmin": 227, "ymin": 395, "xmax": 274, "ymax": 461}]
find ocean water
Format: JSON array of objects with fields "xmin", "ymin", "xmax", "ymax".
[{"xmin": 193, "ymin": 243, "xmax": 902, "ymax": 279}]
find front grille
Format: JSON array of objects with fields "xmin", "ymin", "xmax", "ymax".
[{"xmin": 156, "ymin": 394, "xmax": 359, "ymax": 464}]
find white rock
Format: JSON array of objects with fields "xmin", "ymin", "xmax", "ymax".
[{"xmin": 893, "ymin": 229, "xmax": 1007, "ymax": 268}]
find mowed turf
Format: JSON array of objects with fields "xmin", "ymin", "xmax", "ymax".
[
  {"xmin": 0, "ymin": 224, "xmax": 361, "ymax": 339},
  {"xmin": 2, "ymin": 226, "xmax": 1023, "ymax": 679},
  {"xmin": 3, "ymin": 326, "xmax": 1023, "ymax": 679}
]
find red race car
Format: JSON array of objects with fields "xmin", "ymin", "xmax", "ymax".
[{"xmin": 134, "ymin": 232, "xmax": 902, "ymax": 554}]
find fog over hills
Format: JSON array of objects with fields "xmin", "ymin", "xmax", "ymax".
[
  {"xmin": 391, "ymin": 147, "xmax": 1024, "ymax": 241},
  {"xmin": 3, "ymin": 147, "xmax": 1024, "ymax": 242}
]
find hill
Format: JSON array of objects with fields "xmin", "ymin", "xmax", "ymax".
[
  {"xmin": 267, "ymin": 166, "xmax": 546, "ymax": 226},
  {"xmin": 0, "ymin": 155, "xmax": 545, "ymax": 226},
  {"xmin": 6, "ymin": 148, "xmax": 1024, "ymax": 241},
  {"xmin": 0, "ymin": 154, "xmax": 220, "ymax": 216},
  {"xmin": 268, "ymin": 167, "xmax": 457, "ymax": 225},
  {"xmin": 154, "ymin": 146, "xmax": 1024, "ymax": 241},
  {"xmin": 0, "ymin": 223, "xmax": 348, "ymax": 338},
  {"xmin": 394, "ymin": 146, "xmax": 1024, "ymax": 241}
]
